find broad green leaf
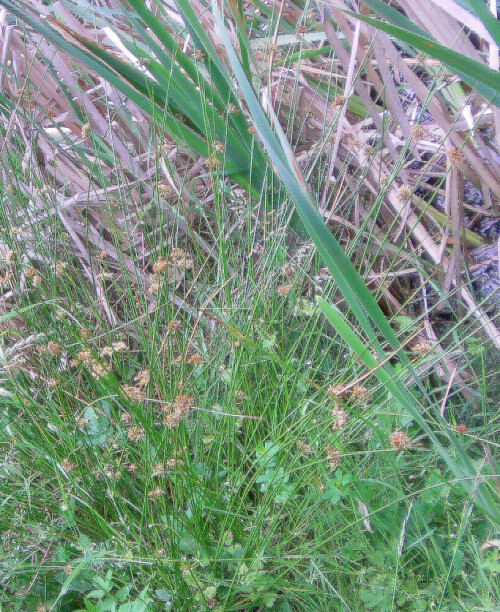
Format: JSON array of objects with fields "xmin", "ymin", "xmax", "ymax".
[
  {"xmin": 467, "ymin": 0, "xmax": 500, "ymax": 46},
  {"xmin": 354, "ymin": 0, "xmax": 428, "ymax": 36},
  {"xmin": 345, "ymin": 10, "xmax": 500, "ymax": 108}
]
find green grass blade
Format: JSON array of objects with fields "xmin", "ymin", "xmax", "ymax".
[{"xmin": 0, "ymin": 301, "xmax": 62, "ymax": 325}]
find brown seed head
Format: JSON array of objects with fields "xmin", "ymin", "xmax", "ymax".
[
  {"xmin": 112, "ymin": 341, "xmax": 128, "ymax": 353},
  {"xmin": 277, "ymin": 284, "xmax": 292, "ymax": 296},
  {"xmin": 410, "ymin": 124, "xmax": 425, "ymax": 141},
  {"xmin": 350, "ymin": 385, "xmax": 369, "ymax": 402},
  {"xmin": 153, "ymin": 257, "xmax": 168, "ymax": 274},
  {"xmin": 148, "ymin": 487, "xmax": 165, "ymax": 500},
  {"xmin": 149, "ymin": 281, "xmax": 161, "ymax": 295},
  {"xmin": 163, "ymin": 411, "xmax": 184, "ymax": 429},
  {"xmin": 297, "ymin": 440, "xmax": 313, "ymax": 456},
  {"xmin": 125, "ymin": 462, "xmax": 138, "ymax": 474},
  {"xmin": 209, "ymin": 152, "xmax": 221, "ymax": 168},
  {"xmin": 46, "ymin": 341, "xmax": 62, "ymax": 356},
  {"xmin": 157, "ymin": 183, "xmax": 172, "ymax": 198},
  {"xmin": 90, "ymin": 360, "xmax": 112, "ymax": 379},
  {"xmin": 167, "ymin": 320, "xmax": 181, "ymax": 333},
  {"xmin": 174, "ymin": 394, "xmax": 194, "ymax": 413},
  {"xmin": 188, "ymin": 353, "xmax": 204, "ymax": 366},
  {"xmin": 79, "ymin": 328, "xmax": 92, "ymax": 340},
  {"xmin": 121, "ymin": 385, "xmax": 145, "ymax": 402},
  {"xmin": 76, "ymin": 416, "xmax": 89, "ymax": 429},
  {"xmin": 169, "ymin": 248, "xmax": 193, "ymax": 270},
  {"xmin": 212, "ymin": 140, "xmax": 224, "ymax": 154},
  {"xmin": 99, "ymin": 346, "xmax": 114, "ymax": 358},
  {"xmin": 328, "ymin": 384, "xmax": 346, "ymax": 399},
  {"xmin": 120, "ymin": 412, "xmax": 132, "ymax": 425},
  {"xmin": 333, "ymin": 95, "xmax": 346, "ymax": 107},
  {"xmin": 389, "ymin": 430, "xmax": 411, "ymax": 451},
  {"xmin": 61, "ymin": 460, "xmax": 76, "ymax": 473},
  {"xmin": 166, "ymin": 457, "xmax": 184, "ymax": 468},
  {"xmin": 398, "ymin": 186, "xmax": 413, "ymax": 202},
  {"xmin": 411, "ymin": 341, "xmax": 433, "ymax": 355},
  {"xmin": 76, "ymin": 350, "xmax": 93, "ymax": 366},
  {"xmin": 325, "ymin": 446, "xmax": 341, "ymax": 470},
  {"xmin": 447, "ymin": 146, "xmax": 465, "ymax": 166},
  {"xmin": 134, "ymin": 370, "xmax": 150, "ymax": 388},
  {"xmin": 53, "ymin": 262, "xmax": 68, "ymax": 277},
  {"xmin": 127, "ymin": 426, "xmax": 145, "ymax": 442},
  {"xmin": 331, "ymin": 405, "xmax": 348, "ymax": 431},
  {"xmin": 152, "ymin": 463, "xmax": 165, "ymax": 477}
]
